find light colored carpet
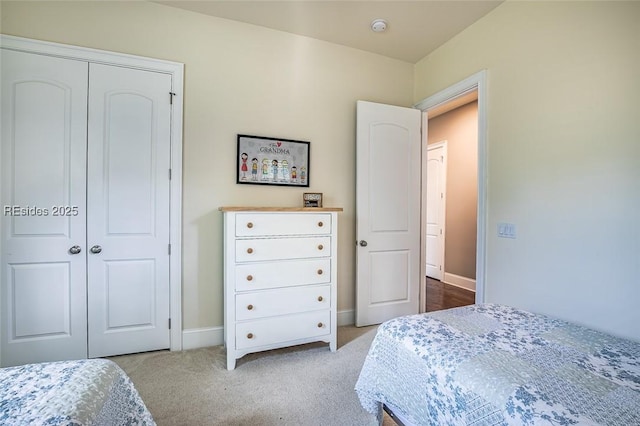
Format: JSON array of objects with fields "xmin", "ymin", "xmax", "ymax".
[{"xmin": 110, "ymin": 325, "xmax": 394, "ymax": 426}]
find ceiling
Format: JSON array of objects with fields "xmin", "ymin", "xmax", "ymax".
[{"xmin": 156, "ymin": 1, "xmax": 503, "ymax": 63}]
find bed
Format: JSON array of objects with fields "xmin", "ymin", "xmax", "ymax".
[
  {"xmin": 355, "ymin": 304, "xmax": 640, "ymax": 426},
  {"xmin": 0, "ymin": 358, "xmax": 154, "ymax": 425}
]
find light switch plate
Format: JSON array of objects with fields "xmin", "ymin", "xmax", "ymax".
[{"xmin": 498, "ymin": 222, "xmax": 516, "ymax": 239}]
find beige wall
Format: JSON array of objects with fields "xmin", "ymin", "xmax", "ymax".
[
  {"xmin": 0, "ymin": 1, "xmax": 414, "ymax": 330},
  {"xmin": 415, "ymin": 1, "xmax": 640, "ymax": 341},
  {"xmin": 427, "ymin": 101, "xmax": 478, "ymax": 281}
]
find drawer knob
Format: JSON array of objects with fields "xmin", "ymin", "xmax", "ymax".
[
  {"xmin": 317, "ymin": 296, "xmax": 323, "ymax": 302},
  {"xmin": 247, "ymin": 304, "xmax": 254, "ymax": 310},
  {"xmin": 247, "ymin": 222, "xmax": 253, "ymax": 228},
  {"xmin": 246, "ymin": 275, "xmax": 253, "ymax": 281},
  {"xmin": 247, "ymin": 333, "xmax": 254, "ymax": 339},
  {"xmin": 317, "ymin": 244, "xmax": 324, "ymax": 250},
  {"xmin": 317, "ymin": 322, "xmax": 323, "ymax": 328},
  {"xmin": 317, "ymin": 269, "xmax": 323, "ymax": 275},
  {"xmin": 247, "ymin": 248, "xmax": 253, "ymax": 254},
  {"xmin": 318, "ymin": 221, "xmax": 324, "ymax": 227}
]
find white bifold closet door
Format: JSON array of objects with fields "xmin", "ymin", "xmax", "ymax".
[
  {"xmin": 87, "ymin": 63, "xmax": 171, "ymax": 358},
  {"xmin": 1, "ymin": 49, "xmax": 171, "ymax": 366},
  {"xmin": 1, "ymin": 50, "xmax": 89, "ymax": 366}
]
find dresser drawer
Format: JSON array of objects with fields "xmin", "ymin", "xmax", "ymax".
[
  {"xmin": 236, "ymin": 258, "xmax": 330, "ymax": 291},
  {"xmin": 236, "ymin": 213, "xmax": 331, "ymax": 237},
  {"xmin": 236, "ymin": 236, "xmax": 330, "ymax": 262},
  {"xmin": 236, "ymin": 310, "xmax": 330, "ymax": 350},
  {"xmin": 236, "ymin": 285, "xmax": 330, "ymax": 321}
]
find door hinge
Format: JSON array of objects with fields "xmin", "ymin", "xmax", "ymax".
[
  {"xmin": 169, "ymin": 92, "xmax": 176, "ymax": 104},
  {"xmin": 168, "ymin": 244, "xmax": 171, "ymax": 255},
  {"xmin": 169, "ymin": 168, "xmax": 172, "ymax": 180},
  {"xmin": 440, "ymin": 229, "xmax": 443, "ymax": 235},
  {"xmin": 168, "ymin": 318, "xmax": 172, "ymax": 329},
  {"xmin": 439, "ymin": 265, "xmax": 442, "ymax": 270}
]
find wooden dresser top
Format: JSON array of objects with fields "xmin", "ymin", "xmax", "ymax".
[{"xmin": 219, "ymin": 207, "xmax": 343, "ymax": 212}]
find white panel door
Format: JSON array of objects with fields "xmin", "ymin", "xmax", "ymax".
[
  {"xmin": 426, "ymin": 142, "xmax": 447, "ymax": 280},
  {"xmin": 87, "ymin": 64, "xmax": 171, "ymax": 357},
  {"xmin": 1, "ymin": 50, "xmax": 88, "ymax": 366},
  {"xmin": 356, "ymin": 101, "xmax": 421, "ymax": 326}
]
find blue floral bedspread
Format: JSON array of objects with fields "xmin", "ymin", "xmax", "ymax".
[
  {"xmin": 355, "ymin": 304, "xmax": 640, "ymax": 425},
  {"xmin": 0, "ymin": 358, "xmax": 155, "ymax": 425}
]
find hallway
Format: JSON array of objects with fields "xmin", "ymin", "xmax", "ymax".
[{"xmin": 426, "ymin": 277, "xmax": 474, "ymax": 312}]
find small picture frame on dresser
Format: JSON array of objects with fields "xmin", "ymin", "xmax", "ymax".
[{"xmin": 303, "ymin": 192, "xmax": 323, "ymax": 208}]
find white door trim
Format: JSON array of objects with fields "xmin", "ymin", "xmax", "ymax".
[
  {"xmin": 0, "ymin": 34, "xmax": 184, "ymax": 352},
  {"xmin": 415, "ymin": 70, "xmax": 487, "ymax": 310}
]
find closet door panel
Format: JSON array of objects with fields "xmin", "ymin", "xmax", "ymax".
[
  {"xmin": 105, "ymin": 92, "xmax": 155, "ymax": 235},
  {"xmin": 1, "ymin": 49, "xmax": 88, "ymax": 366},
  {"xmin": 87, "ymin": 63, "xmax": 171, "ymax": 358}
]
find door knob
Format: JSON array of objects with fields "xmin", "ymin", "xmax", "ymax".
[
  {"xmin": 68, "ymin": 245, "xmax": 82, "ymax": 255},
  {"xmin": 90, "ymin": 245, "xmax": 102, "ymax": 254},
  {"xmin": 359, "ymin": 240, "xmax": 368, "ymax": 247}
]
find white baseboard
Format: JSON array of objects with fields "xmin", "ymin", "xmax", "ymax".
[
  {"xmin": 337, "ymin": 309, "xmax": 355, "ymax": 326},
  {"xmin": 181, "ymin": 309, "xmax": 357, "ymax": 350},
  {"xmin": 182, "ymin": 326, "xmax": 223, "ymax": 350},
  {"xmin": 443, "ymin": 272, "xmax": 476, "ymax": 292}
]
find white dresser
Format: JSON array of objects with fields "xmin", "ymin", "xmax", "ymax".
[{"xmin": 220, "ymin": 207, "xmax": 342, "ymax": 370}]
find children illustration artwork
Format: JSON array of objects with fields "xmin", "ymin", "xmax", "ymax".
[
  {"xmin": 251, "ymin": 158, "xmax": 258, "ymax": 181},
  {"xmin": 239, "ymin": 152, "xmax": 248, "ymax": 181},
  {"xmin": 237, "ymin": 135, "xmax": 310, "ymax": 186}
]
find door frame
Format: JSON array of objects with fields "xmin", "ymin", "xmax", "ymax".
[
  {"xmin": 415, "ymin": 70, "xmax": 487, "ymax": 312},
  {"xmin": 425, "ymin": 141, "xmax": 448, "ymax": 281},
  {"xmin": 0, "ymin": 35, "xmax": 184, "ymax": 353}
]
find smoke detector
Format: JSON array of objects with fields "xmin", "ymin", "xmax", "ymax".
[{"xmin": 370, "ymin": 19, "xmax": 388, "ymax": 33}]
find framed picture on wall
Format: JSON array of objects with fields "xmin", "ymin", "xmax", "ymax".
[{"xmin": 236, "ymin": 134, "xmax": 310, "ymax": 187}]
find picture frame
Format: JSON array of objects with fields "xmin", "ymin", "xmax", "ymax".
[
  {"xmin": 303, "ymin": 192, "xmax": 323, "ymax": 208},
  {"xmin": 237, "ymin": 134, "xmax": 310, "ymax": 187}
]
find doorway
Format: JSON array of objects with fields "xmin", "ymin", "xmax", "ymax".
[
  {"xmin": 416, "ymin": 70, "xmax": 487, "ymax": 312},
  {"xmin": 426, "ymin": 96, "xmax": 478, "ymax": 291}
]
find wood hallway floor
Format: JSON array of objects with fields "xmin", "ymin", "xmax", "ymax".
[{"xmin": 426, "ymin": 277, "xmax": 475, "ymax": 312}]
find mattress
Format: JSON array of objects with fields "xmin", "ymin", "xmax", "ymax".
[
  {"xmin": 0, "ymin": 358, "xmax": 154, "ymax": 425},
  {"xmin": 355, "ymin": 304, "xmax": 640, "ymax": 425}
]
